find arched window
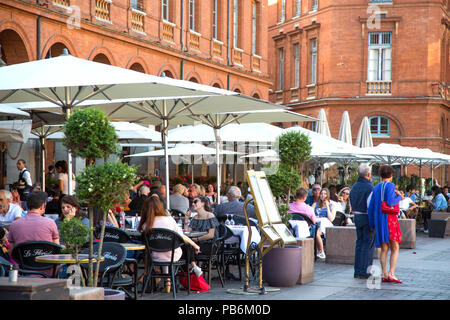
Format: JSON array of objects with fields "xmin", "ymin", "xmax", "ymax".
[{"xmin": 369, "ymin": 115, "xmax": 389, "ymax": 136}]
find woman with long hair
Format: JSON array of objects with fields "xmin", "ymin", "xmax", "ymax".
[
  {"xmin": 337, "ymin": 186, "xmax": 353, "ymax": 225},
  {"xmin": 137, "ymin": 196, "xmax": 200, "ymax": 293},
  {"xmin": 205, "ymin": 184, "xmax": 217, "ymax": 204},
  {"xmin": 311, "ymin": 188, "xmax": 336, "ymax": 259},
  {"xmin": 368, "ymin": 165, "xmax": 402, "ymax": 283}
]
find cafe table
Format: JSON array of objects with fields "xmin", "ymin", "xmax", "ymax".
[
  {"xmin": 288, "ymin": 220, "xmax": 310, "ymax": 238},
  {"xmin": 35, "ymin": 254, "xmax": 105, "ymax": 264},
  {"xmin": 121, "ymin": 243, "xmax": 145, "ymax": 251},
  {"xmin": 225, "ymin": 225, "xmax": 261, "ymax": 253}
]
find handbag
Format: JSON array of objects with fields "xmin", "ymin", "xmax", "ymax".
[
  {"xmin": 380, "ymin": 182, "xmax": 399, "ymax": 215},
  {"xmin": 178, "ymin": 273, "xmax": 210, "ymax": 291}
]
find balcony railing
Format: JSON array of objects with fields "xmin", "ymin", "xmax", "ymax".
[
  {"xmin": 252, "ymin": 55, "xmax": 261, "ymax": 71},
  {"xmin": 366, "ymin": 80, "xmax": 392, "ymax": 95},
  {"xmin": 233, "ymin": 48, "xmax": 243, "ymax": 66},
  {"xmin": 189, "ymin": 31, "xmax": 200, "ymax": 51},
  {"xmin": 212, "ymin": 40, "xmax": 223, "ymax": 58},
  {"xmin": 53, "ymin": 0, "xmax": 70, "ymax": 6},
  {"xmin": 95, "ymin": 0, "xmax": 111, "ymax": 21},
  {"xmin": 131, "ymin": 9, "xmax": 145, "ymax": 33},
  {"xmin": 162, "ymin": 20, "xmax": 175, "ymax": 42}
]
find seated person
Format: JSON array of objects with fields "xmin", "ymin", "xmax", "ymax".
[
  {"xmin": 169, "ymin": 184, "xmax": 190, "ymax": 215},
  {"xmin": 8, "ymin": 191, "xmax": 60, "ymax": 252},
  {"xmin": 311, "ymin": 188, "xmax": 336, "ymax": 260},
  {"xmin": 214, "ymin": 186, "xmax": 256, "ymax": 219},
  {"xmin": 205, "ymin": 184, "xmax": 218, "ymax": 204},
  {"xmin": 398, "ymin": 190, "xmax": 418, "ymax": 219},
  {"xmin": 407, "ymin": 185, "xmax": 419, "ymax": 203},
  {"xmin": 137, "ymin": 196, "xmax": 200, "ymax": 293},
  {"xmin": 306, "ymin": 184, "xmax": 321, "ymax": 206},
  {"xmin": 288, "ymin": 187, "xmax": 316, "ymax": 237},
  {"xmin": 336, "ymin": 186, "xmax": 353, "ymax": 225},
  {"xmin": 0, "ymin": 190, "xmax": 23, "ymax": 230},
  {"xmin": 128, "ymin": 185, "xmax": 150, "ymax": 212},
  {"xmin": 57, "ymin": 195, "xmax": 89, "ymax": 231}
]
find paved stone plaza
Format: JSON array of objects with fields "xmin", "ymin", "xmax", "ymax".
[{"xmin": 141, "ymin": 232, "xmax": 450, "ymax": 300}]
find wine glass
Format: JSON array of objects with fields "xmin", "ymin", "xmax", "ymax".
[
  {"xmin": 225, "ymin": 214, "xmax": 230, "ymax": 225},
  {"xmin": 229, "ymin": 214, "xmax": 235, "ymax": 226}
]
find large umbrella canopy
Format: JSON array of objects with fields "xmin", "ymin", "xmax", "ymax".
[
  {"xmin": 166, "ymin": 110, "xmax": 315, "ymax": 203},
  {"xmin": 338, "ymin": 111, "xmax": 353, "ymax": 144},
  {"xmin": 0, "ymin": 50, "xmax": 229, "ymax": 106},
  {"xmin": 355, "ymin": 116, "xmax": 373, "ymax": 148},
  {"xmin": 0, "ymin": 119, "xmax": 32, "ymax": 143},
  {"xmin": 168, "ymin": 123, "xmax": 284, "ymax": 142},
  {"xmin": 127, "ymin": 143, "xmax": 241, "ymax": 185},
  {"xmin": 0, "ymin": 105, "xmax": 29, "ymax": 118},
  {"xmin": 316, "ymin": 108, "xmax": 331, "ymax": 137}
]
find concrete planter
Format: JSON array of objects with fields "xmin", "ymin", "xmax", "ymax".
[{"xmin": 262, "ymin": 245, "xmax": 302, "ymax": 287}]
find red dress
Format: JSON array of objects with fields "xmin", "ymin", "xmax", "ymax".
[{"xmin": 387, "ymin": 214, "xmax": 402, "ymax": 243}]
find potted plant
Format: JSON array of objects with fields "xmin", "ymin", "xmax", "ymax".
[
  {"xmin": 59, "ymin": 217, "xmax": 92, "ymax": 286},
  {"xmin": 63, "ymin": 107, "xmax": 137, "ymax": 288},
  {"xmin": 262, "ymin": 131, "xmax": 311, "ymax": 287}
]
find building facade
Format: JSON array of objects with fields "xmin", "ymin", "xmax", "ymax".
[
  {"xmin": 268, "ymin": 0, "xmax": 450, "ymax": 183},
  {"xmin": 0, "ymin": 0, "xmax": 271, "ymax": 187}
]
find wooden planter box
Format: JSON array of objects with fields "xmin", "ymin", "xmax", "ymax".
[{"xmin": 0, "ymin": 277, "xmax": 70, "ymax": 300}]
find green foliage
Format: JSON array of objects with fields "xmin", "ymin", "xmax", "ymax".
[
  {"xmin": 277, "ymin": 131, "xmax": 312, "ymax": 168},
  {"xmin": 76, "ymin": 160, "xmax": 138, "ymax": 212},
  {"xmin": 63, "ymin": 108, "xmax": 120, "ymax": 161},
  {"xmin": 266, "ymin": 164, "xmax": 301, "ymax": 199},
  {"xmin": 279, "ymin": 203, "xmax": 292, "ymax": 226},
  {"xmin": 59, "ymin": 217, "xmax": 92, "ymax": 258}
]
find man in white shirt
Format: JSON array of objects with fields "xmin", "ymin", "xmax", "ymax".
[
  {"xmin": 17, "ymin": 159, "xmax": 32, "ymax": 201},
  {"xmin": 398, "ymin": 190, "xmax": 418, "ymax": 219},
  {"xmin": 0, "ymin": 190, "xmax": 23, "ymax": 229}
]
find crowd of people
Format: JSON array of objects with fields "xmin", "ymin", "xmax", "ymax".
[{"xmin": 1, "ymin": 159, "xmax": 450, "ymax": 290}]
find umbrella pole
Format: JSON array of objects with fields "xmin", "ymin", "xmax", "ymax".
[
  {"xmin": 65, "ymin": 107, "xmax": 73, "ymax": 196},
  {"xmin": 40, "ymin": 134, "xmax": 46, "ymax": 192},
  {"xmin": 162, "ymin": 105, "xmax": 170, "ymax": 211},
  {"xmin": 214, "ymin": 128, "xmax": 221, "ymax": 205},
  {"xmin": 191, "ymin": 155, "xmax": 194, "ymax": 185}
]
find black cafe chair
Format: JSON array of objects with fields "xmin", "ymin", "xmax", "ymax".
[
  {"xmin": 80, "ymin": 242, "xmax": 137, "ymax": 299},
  {"xmin": 333, "ymin": 211, "xmax": 347, "ymax": 226},
  {"xmin": 11, "ymin": 241, "xmax": 63, "ymax": 278},
  {"xmin": 290, "ymin": 212, "xmax": 319, "ymax": 261},
  {"xmin": 141, "ymin": 228, "xmax": 191, "ymax": 299},
  {"xmin": 218, "ymin": 224, "xmax": 242, "ymax": 282}
]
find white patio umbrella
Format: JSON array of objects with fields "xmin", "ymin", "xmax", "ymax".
[
  {"xmin": 316, "ymin": 108, "xmax": 331, "ymax": 137},
  {"xmin": 126, "ymin": 143, "xmax": 240, "ymax": 184},
  {"xmin": 338, "ymin": 111, "xmax": 353, "ymax": 144},
  {"xmin": 0, "ymin": 119, "xmax": 32, "ymax": 143},
  {"xmin": 167, "ymin": 110, "xmax": 315, "ymax": 203},
  {"xmin": 355, "ymin": 116, "xmax": 373, "ymax": 148},
  {"xmin": 0, "ymin": 50, "xmax": 234, "ymax": 197},
  {"xmin": 0, "ymin": 105, "xmax": 30, "ymax": 117}
]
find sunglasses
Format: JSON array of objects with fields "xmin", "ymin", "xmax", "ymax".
[
  {"xmin": 342, "ymin": 192, "xmax": 350, "ymax": 195},
  {"xmin": 312, "ymin": 188, "xmax": 321, "ymax": 191},
  {"xmin": 193, "ymin": 199, "xmax": 201, "ymax": 204}
]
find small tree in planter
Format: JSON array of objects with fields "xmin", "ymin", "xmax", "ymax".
[
  {"xmin": 267, "ymin": 131, "xmax": 312, "ymax": 226},
  {"xmin": 59, "ymin": 217, "xmax": 92, "ymax": 286},
  {"xmin": 63, "ymin": 107, "xmax": 137, "ymax": 287}
]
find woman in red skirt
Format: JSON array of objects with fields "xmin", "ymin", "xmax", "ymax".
[{"xmin": 368, "ymin": 165, "xmax": 403, "ymax": 283}]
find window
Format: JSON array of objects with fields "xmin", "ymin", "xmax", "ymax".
[
  {"xmin": 130, "ymin": 0, "xmax": 143, "ymax": 11},
  {"xmin": 162, "ymin": 0, "xmax": 169, "ymax": 21},
  {"xmin": 311, "ymin": 0, "xmax": 318, "ymax": 11},
  {"xmin": 212, "ymin": 0, "xmax": 218, "ymax": 39},
  {"xmin": 252, "ymin": 1, "xmax": 258, "ymax": 55},
  {"xmin": 295, "ymin": 0, "xmax": 301, "ymax": 17},
  {"xmin": 368, "ymin": 32, "xmax": 392, "ymax": 81},
  {"xmin": 293, "ymin": 43, "xmax": 300, "ymax": 87},
  {"xmin": 233, "ymin": 0, "xmax": 239, "ymax": 48},
  {"xmin": 369, "ymin": 116, "xmax": 389, "ymax": 136},
  {"xmin": 280, "ymin": 0, "xmax": 286, "ymax": 22},
  {"xmin": 310, "ymin": 39, "xmax": 317, "ymax": 84},
  {"xmin": 279, "ymin": 48, "xmax": 285, "ymax": 90},
  {"xmin": 189, "ymin": 0, "xmax": 196, "ymax": 31}
]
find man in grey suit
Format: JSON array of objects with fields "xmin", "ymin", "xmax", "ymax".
[{"xmin": 214, "ymin": 186, "xmax": 256, "ymax": 219}]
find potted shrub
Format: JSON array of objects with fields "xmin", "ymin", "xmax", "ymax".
[
  {"xmin": 262, "ymin": 131, "xmax": 312, "ymax": 287},
  {"xmin": 63, "ymin": 107, "xmax": 137, "ymax": 287}
]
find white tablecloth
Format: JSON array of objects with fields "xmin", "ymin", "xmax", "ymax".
[
  {"xmin": 225, "ymin": 225, "xmax": 261, "ymax": 253},
  {"xmin": 288, "ymin": 220, "xmax": 310, "ymax": 238}
]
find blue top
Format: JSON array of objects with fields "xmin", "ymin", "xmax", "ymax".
[
  {"xmin": 433, "ymin": 193, "xmax": 448, "ymax": 210},
  {"xmin": 305, "ymin": 194, "xmax": 315, "ymax": 206},
  {"xmin": 409, "ymin": 193, "xmax": 418, "ymax": 203},
  {"xmin": 349, "ymin": 177, "xmax": 374, "ymax": 213},
  {"xmin": 368, "ymin": 181, "xmax": 401, "ymax": 248},
  {"xmin": 313, "ymin": 202, "xmax": 331, "ymax": 218}
]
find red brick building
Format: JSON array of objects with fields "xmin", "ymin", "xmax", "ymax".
[
  {"xmin": 268, "ymin": 0, "xmax": 450, "ymax": 183},
  {"xmin": 0, "ymin": 0, "xmax": 271, "ymax": 187}
]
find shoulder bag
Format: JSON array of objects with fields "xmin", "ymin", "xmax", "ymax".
[{"xmin": 380, "ymin": 182, "xmax": 399, "ymax": 215}]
